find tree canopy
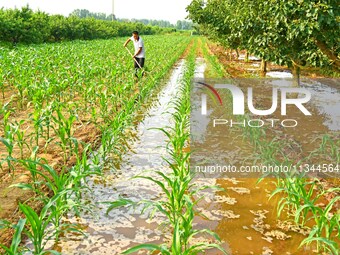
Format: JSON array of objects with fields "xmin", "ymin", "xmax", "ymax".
[
  {"xmin": 187, "ymin": 0, "xmax": 340, "ymax": 70},
  {"xmin": 70, "ymin": 8, "xmax": 193, "ymax": 30},
  {"xmin": 0, "ymin": 6, "xmax": 179, "ymax": 45}
]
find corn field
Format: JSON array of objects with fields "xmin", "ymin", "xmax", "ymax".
[{"xmin": 0, "ymin": 34, "xmax": 339, "ymax": 255}]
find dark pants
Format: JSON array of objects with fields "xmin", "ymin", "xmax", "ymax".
[{"xmin": 134, "ymin": 57, "xmax": 145, "ymax": 76}]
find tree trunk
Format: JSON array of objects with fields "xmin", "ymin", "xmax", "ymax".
[
  {"xmin": 235, "ymin": 49, "xmax": 239, "ymax": 59},
  {"xmin": 227, "ymin": 49, "xmax": 232, "ymax": 61},
  {"xmin": 292, "ymin": 62, "xmax": 301, "ymax": 87},
  {"xmin": 245, "ymin": 51, "xmax": 249, "ymax": 62},
  {"xmin": 260, "ymin": 59, "xmax": 267, "ymax": 77},
  {"xmin": 315, "ymin": 39, "xmax": 340, "ymax": 69}
]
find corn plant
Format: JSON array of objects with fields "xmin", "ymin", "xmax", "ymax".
[
  {"xmin": 15, "ymin": 82, "xmax": 29, "ymax": 110},
  {"xmin": 98, "ymin": 90, "xmax": 109, "ymax": 120},
  {"xmin": 11, "ymin": 120, "xmax": 29, "ymax": 159},
  {"xmin": 12, "ymin": 157, "xmax": 92, "ymax": 241},
  {"xmin": 1, "ymin": 35, "xmax": 193, "ymax": 253},
  {"xmin": 0, "ymin": 218, "xmax": 26, "ymax": 255},
  {"xmin": 0, "ymin": 121, "xmax": 15, "ymax": 173},
  {"xmin": 18, "ymin": 195, "xmax": 65, "ymax": 255},
  {"xmin": 269, "ymin": 173, "xmax": 340, "ymax": 254},
  {"xmin": 107, "ymin": 39, "xmax": 227, "ymax": 255},
  {"xmin": 16, "ymin": 149, "xmax": 41, "ymax": 187},
  {"xmin": 68, "ymin": 143, "xmax": 102, "ymax": 202},
  {"xmin": 41, "ymin": 102, "xmax": 55, "ymax": 143},
  {"xmin": 98, "ymin": 127, "xmax": 114, "ymax": 161},
  {"xmin": 29, "ymin": 108, "xmax": 44, "ymax": 147},
  {"xmin": 52, "ymin": 106, "xmax": 77, "ymax": 163},
  {"xmin": 0, "ymin": 102, "xmax": 12, "ymax": 131},
  {"xmin": 201, "ymin": 38, "xmax": 228, "ymax": 78},
  {"xmin": 297, "ymin": 192, "xmax": 339, "ymax": 255},
  {"xmin": 311, "ymin": 134, "xmax": 340, "ymax": 163},
  {"xmin": 0, "ymin": 74, "xmax": 5, "ymax": 99}
]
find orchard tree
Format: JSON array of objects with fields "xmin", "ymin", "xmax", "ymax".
[
  {"xmin": 0, "ymin": 6, "xmax": 50, "ymax": 44},
  {"xmin": 187, "ymin": 0, "xmax": 340, "ymax": 77}
]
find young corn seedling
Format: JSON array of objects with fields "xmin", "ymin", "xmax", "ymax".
[
  {"xmin": 0, "ymin": 78, "xmax": 5, "ymax": 99},
  {"xmin": 52, "ymin": 106, "xmax": 77, "ymax": 163},
  {"xmin": 12, "ymin": 120, "xmax": 29, "ymax": 159},
  {"xmin": 31, "ymin": 84, "xmax": 47, "ymax": 110},
  {"xmin": 69, "ymin": 142, "xmax": 102, "ymax": 202},
  {"xmin": 0, "ymin": 122, "xmax": 15, "ymax": 173},
  {"xmin": 15, "ymin": 82, "xmax": 28, "ymax": 110},
  {"xmin": 0, "ymin": 102, "xmax": 12, "ymax": 131},
  {"xmin": 82, "ymin": 84, "xmax": 95, "ymax": 110},
  {"xmin": 318, "ymin": 134, "xmax": 340, "ymax": 163},
  {"xmin": 12, "ymin": 159, "xmax": 89, "ymax": 242},
  {"xmin": 30, "ymin": 108, "xmax": 44, "ymax": 147},
  {"xmin": 16, "ymin": 148, "xmax": 41, "ymax": 188},
  {"xmin": 98, "ymin": 90, "xmax": 108, "ymax": 116},
  {"xmin": 270, "ymin": 171, "xmax": 340, "ymax": 254},
  {"xmin": 0, "ymin": 218, "xmax": 26, "ymax": 255},
  {"xmin": 296, "ymin": 188, "xmax": 340, "ymax": 254},
  {"xmin": 41, "ymin": 102, "xmax": 56, "ymax": 143},
  {"xmin": 98, "ymin": 127, "xmax": 114, "ymax": 161},
  {"xmin": 18, "ymin": 193, "xmax": 69, "ymax": 255}
]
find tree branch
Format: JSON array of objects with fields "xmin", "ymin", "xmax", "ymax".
[{"xmin": 314, "ymin": 39, "xmax": 340, "ymax": 69}]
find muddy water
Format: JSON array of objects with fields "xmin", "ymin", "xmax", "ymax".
[
  {"xmin": 191, "ymin": 67, "xmax": 339, "ymax": 254},
  {"xmin": 301, "ymin": 78, "xmax": 340, "ymax": 131},
  {"xmin": 36, "ymin": 61, "xmax": 337, "ymax": 254},
  {"xmin": 43, "ymin": 60, "xmax": 186, "ymax": 254},
  {"xmin": 190, "ymin": 85, "xmax": 299, "ymax": 254}
]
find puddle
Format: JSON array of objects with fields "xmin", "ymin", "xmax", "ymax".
[
  {"xmin": 197, "ymin": 178, "xmax": 315, "ymax": 255},
  {"xmin": 266, "ymin": 71, "xmax": 293, "ymax": 79},
  {"xmin": 263, "ymin": 78, "xmax": 339, "ymax": 158},
  {"xmin": 238, "ymin": 55, "xmax": 261, "ymax": 61},
  {"xmin": 301, "ymin": 78, "xmax": 340, "ymax": 131}
]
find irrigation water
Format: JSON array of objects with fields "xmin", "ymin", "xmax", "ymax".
[
  {"xmin": 24, "ymin": 60, "xmax": 186, "ymax": 254},
  {"xmin": 189, "ymin": 60, "xmax": 339, "ymax": 254},
  {"xmin": 23, "ymin": 58, "xmax": 338, "ymax": 255}
]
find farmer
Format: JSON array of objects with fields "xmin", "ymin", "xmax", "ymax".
[{"xmin": 123, "ymin": 31, "xmax": 145, "ymax": 78}]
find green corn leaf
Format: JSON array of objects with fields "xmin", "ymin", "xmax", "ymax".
[
  {"xmin": 105, "ymin": 198, "xmax": 136, "ymax": 215},
  {"xmin": 122, "ymin": 244, "xmax": 170, "ymax": 255},
  {"xmin": 10, "ymin": 218, "xmax": 26, "ymax": 253}
]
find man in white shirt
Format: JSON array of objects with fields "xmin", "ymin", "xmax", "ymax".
[{"xmin": 123, "ymin": 31, "xmax": 146, "ymax": 78}]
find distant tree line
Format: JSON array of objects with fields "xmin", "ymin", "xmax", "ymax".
[
  {"xmin": 0, "ymin": 6, "xmax": 180, "ymax": 45},
  {"xmin": 69, "ymin": 9, "xmax": 193, "ymax": 30}
]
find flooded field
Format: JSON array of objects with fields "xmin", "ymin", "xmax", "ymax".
[
  {"xmin": 38, "ymin": 60, "xmax": 187, "ymax": 254},
  {"xmin": 45, "ymin": 58, "xmax": 339, "ymax": 255},
  {"xmin": 189, "ymin": 64, "xmax": 339, "ymax": 254},
  {"xmin": 2, "ymin": 37, "xmax": 337, "ymax": 255}
]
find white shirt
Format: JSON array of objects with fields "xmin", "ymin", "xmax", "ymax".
[{"xmin": 130, "ymin": 36, "xmax": 145, "ymax": 58}]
